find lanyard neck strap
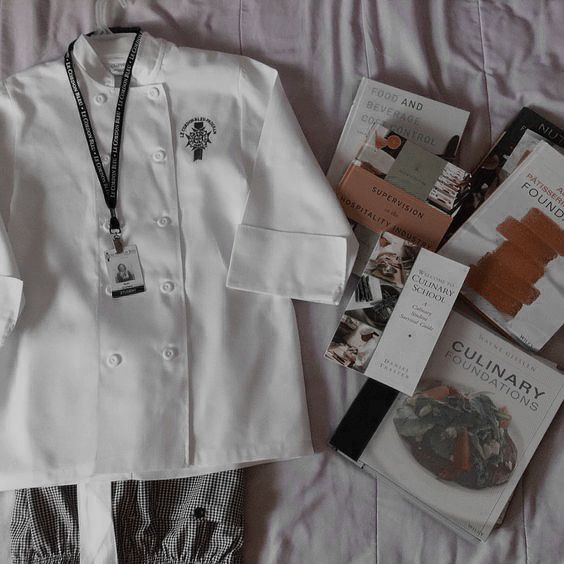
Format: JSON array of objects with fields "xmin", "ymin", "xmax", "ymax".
[{"xmin": 64, "ymin": 27, "xmax": 143, "ymax": 241}]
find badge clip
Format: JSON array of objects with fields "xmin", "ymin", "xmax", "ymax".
[
  {"xmin": 113, "ymin": 235, "xmax": 124, "ymax": 254},
  {"xmin": 109, "ymin": 214, "xmax": 123, "ymax": 253}
]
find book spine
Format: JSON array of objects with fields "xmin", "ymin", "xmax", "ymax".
[{"xmin": 330, "ymin": 379, "xmax": 398, "ymax": 460}]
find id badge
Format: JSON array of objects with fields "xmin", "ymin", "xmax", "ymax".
[{"xmin": 104, "ymin": 245, "xmax": 146, "ymax": 298}]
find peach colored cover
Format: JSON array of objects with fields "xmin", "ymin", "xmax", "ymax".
[{"xmin": 337, "ymin": 164, "xmax": 452, "ymax": 251}]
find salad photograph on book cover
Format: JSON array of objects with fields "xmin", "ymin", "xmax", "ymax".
[
  {"xmin": 394, "ymin": 383, "xmax": 517, "ymax": 490},
  {"xmin": 355, "ymin": 311, "xmax": 564, "ymax": 542},
  {"xmin": 440, "ymin": 141, "xmax": 564, "ymax": 351}
]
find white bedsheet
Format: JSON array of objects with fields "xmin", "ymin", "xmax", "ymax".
[{"xmin": 0, "ymin": 1, "xmax": 562, "ymax": 562}]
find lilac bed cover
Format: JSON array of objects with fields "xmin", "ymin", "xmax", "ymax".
[{"xmin": 1, "ymin": 1, "xmax": 563, "ymax": 563}]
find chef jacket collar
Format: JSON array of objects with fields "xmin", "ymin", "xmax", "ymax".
[{"xmin": 71, "ymin": 30, "xmax": 165, "ymax": 88}]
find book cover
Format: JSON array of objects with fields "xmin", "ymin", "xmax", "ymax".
[
  {"xmin": 440, "ymin": 141, "xmax": 564, "ymax": 351},
  {"xmin": 337, "ymin": 162, "xmax": 468, "ymax": 253},
  {"xmin": 445, "ymin": 107, "xmax": 564, "ymax": 241},
  {"xmin": 324, "ymin": 232, "xmax": 468, "ymax": 395},
  {"xmin": 327, "ymin": 77, "xmax": 470, "ymax": 187},
  {"xmin": 333, "ymin": 311, "xmax": 564, "ymax": 541},
  {"xmin": 354, "ymin": 125, "xmax": 471, "ymax": 209},
  {"xmin": 337, "ymin": 125, "xmax": 470, "ymax": 255}
]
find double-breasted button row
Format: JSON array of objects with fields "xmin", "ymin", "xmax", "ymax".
[
  {"xmin": 106, "ymin": 346, "xmax": 178, "ymax": 368},
  {"xmin": 106, "ymin": 346, "xmax": 178, "ymax": 367},
  {"xmin": 99, "ymin": 215, "xmax": 172, "ymax": 232},
  {"xmin": 94, "ymin": 85, "xmax": 161, "ymax": 106},
  {"xmin": 99, "ymin": 149, "xmax": 167, "ymax": 166}
]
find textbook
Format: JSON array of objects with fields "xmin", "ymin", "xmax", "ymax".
[
  {"xmin": 445, "ymin": 107, "xmax": 564, "ymax": 241},
  {"xmin": 331, "ymin": 311, "xmax": 564, "ymax": 541},
  {"xmin": 440, "ymin": 141, "xmax": 564, "ymax": 351},
  {"xmin": 324, "ymin": 231, "xmax": 468, "ymax": 395},
  {"xmin": 337, "ymin": 125, "xmax": 470, "ymax": 253},
  {"xmin": 327, "ymin": 77, "xmax": 469, "ymax": 187},
  {"xmin": 353, "ymin": 124, "xmax": 471, "ymax": 208}
]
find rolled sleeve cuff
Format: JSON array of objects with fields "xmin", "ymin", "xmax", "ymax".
[
  {"xmin": 0, "ymin": 276, "xmax": 22, "ymax": 346},
  {"xmin": 226, "ymin": 225, "xmax": 347, "ymax": 304}
]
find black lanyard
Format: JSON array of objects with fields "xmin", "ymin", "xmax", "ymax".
[{"xmin": 64, "ymin": 27, "xmax": 143, "ymax": 252}]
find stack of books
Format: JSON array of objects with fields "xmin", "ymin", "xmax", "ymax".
[{"xmin": 325, "ymin": 77, "xmax": 564, "ymax": 542}]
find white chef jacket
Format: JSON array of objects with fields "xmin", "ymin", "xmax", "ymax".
[{"xmin": 0, "ymin": 31, "xmax": 357, "ymax": 490}]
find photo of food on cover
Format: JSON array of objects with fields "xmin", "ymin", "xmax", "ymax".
[
  {"xmin": 325, "ymin": 232, "xmax": 420, "ymax": 373},
  {"xmin": 393, "ymin": 383, "xmax": 517, "ymax": 490},
  {"xmin": 349, "ymin": 310, "xmax": 564, "ymax": 542},
  {"xmin": 356, "ymin": 125, "xmax": 405, "ymax": 178},
  {"xmin": 325, "ymin": 315, "xmax": 381, "ymax": 371},
  {"xmin": 352, "ymin": 123, "xmax": 471, "ymax": 210}
]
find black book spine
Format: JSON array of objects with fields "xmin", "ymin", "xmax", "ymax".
[{"xmin": 330, "ymin": 379, "xmax": 398, "ymax": 461}]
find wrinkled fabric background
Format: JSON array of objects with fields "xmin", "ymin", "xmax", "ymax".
[{"xmin": 1, "ymin": 1, "xmax": 563, "ymax": 563}]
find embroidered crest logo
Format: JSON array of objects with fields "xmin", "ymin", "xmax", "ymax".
[{"xmin": 179, "ymin": 117, "xmax": 217, "ymax": 161}]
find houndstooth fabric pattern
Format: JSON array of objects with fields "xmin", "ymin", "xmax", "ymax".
[
  {"xmin": 11, "ymin": 470, "xmax": 243, "ymax": 564},
  {"xmin": 112, "ymin": 470, "xmax": 244, "ymax": 564},
  {"xmin": 11, "ymin": 485, "xmax": 80, "ymax": 564}
]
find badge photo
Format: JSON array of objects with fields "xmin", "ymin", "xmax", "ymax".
[{"xmin": 104, "ymin": 245, "xmax": 146, "ymax": 298}]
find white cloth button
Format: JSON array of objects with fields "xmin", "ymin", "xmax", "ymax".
[
  {"xmin": 161, "ymin": 281, "xmax": 174, "ymax": 293},
  {"xmin": 148, "ymin": 87, "xmax": 160, "ymax": 99},
  {"xmin": 162, "ymin": 347, "xmax": 177, "ymax": 360},
  {"xmin": 152, "ymin": 149, "xmax": 166, "ymax": 162},
  {"xmin": 94, "ymin": 94, "xmax": 107, "ymax": 105},
  {"xmin": 156, "ymin": 216, "xmax": 171, "ymax": 227},
  {"xmin": 107, "ymin": 353, "xmax": 122, "ymax": 367},
  {"xmin": 102, "ymin": 154, "xmax": 110, "ymax": 164}
]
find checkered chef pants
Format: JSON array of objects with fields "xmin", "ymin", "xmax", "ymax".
[{"xmin": 10, "ymin": 470, "xmax": 244, "ymax": 564}]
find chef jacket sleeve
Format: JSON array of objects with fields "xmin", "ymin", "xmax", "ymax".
[
  {"xmin": 226, "ymin": 60, "xmax": 358, "ymax": 305},
  {"xmin": 0, "ymin": 82, "xmax": 24, "ymax": 345}
]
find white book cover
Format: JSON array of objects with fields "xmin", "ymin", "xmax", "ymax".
[
  {"xmin": 325, "ymin": 232, "xmax": 468, "ymax": 395},
  {"xmin": 357, "ymin": 311, "xmax": 564, "ymax": 542},
  {"xmin": 440, "ymin": 141, "xmax": 564, "ymax": 351},
  {"xmin": 327, "ymin": 77, "xmax": 470, "ymax": 187}
]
